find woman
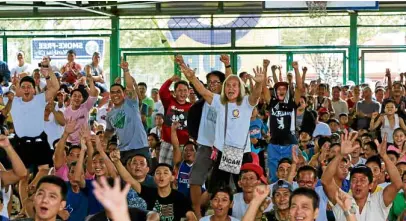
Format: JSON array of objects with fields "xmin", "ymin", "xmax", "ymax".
[
  {"xmin": 200, "ymin": 187, "xmax": 238, "ymax": 221},
  {"xmin": 177, "ymin": 55, "xmax": 263, "ymax": 190}
]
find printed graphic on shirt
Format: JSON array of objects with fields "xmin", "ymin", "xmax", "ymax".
[
  {"xmin": 164, "ymin": 105, "xmax": 188, "ymax": 130},
  {"xmin": 206, "ymin": 106, "xmax": 217, "ymax": 123},
  {"xmin": 178, "ymin": 171, "xmax": 190, "ymax": 188},
  {"xmin": 65, "ymin": 204, "xmax": 74, "ymax": 213},
  {"xmin": 232, "ymin": 109, "xmax": 240, "ymax": 119},
  {"xmin": 277, "ymin": 117, "xmax": 284, "ymax": 129},
  {"xmin": 112, "ymin": 110, "xmax": 126, "ymax": 129},
  {"xmin": 153, "ymin": 201, "xmax": 174, "ymax": 221}
]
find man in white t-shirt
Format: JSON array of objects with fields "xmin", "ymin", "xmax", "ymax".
[
  {"xmin": 10, "ymin": 51, "xmax": 32, "ymax": 76},
  {"xmin": 2, "ymin": 67, "xmax": 59, "ymax": 214},
  {"xmin": 322, "ymin": 133, "xmax": 403, "ymax": 221},
  {"xmin": 232, "ymin": 153, "xmax": 271, "ymax": 220},
  {"xmin": 151, "ymin": 88, "xmax": 164, "ymax": 128}
]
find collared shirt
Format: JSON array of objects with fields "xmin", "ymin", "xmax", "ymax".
[{"xmin": 333, "ymin": 191, "xmax": 392, "ymax": 221}]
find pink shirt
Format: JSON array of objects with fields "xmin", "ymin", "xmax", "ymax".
[
  {"xmin": 64, "ymin": 96, "xmax": 97, "ymax": 144},
  {"xmin": 55, "ymin": 164, "xmax": 94, "ymax": 181}
]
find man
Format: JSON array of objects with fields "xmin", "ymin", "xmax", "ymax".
[
  {"xmin": 383, "ymin": 70, "xmax": 406, "ymax": 120},
  {"xmin": 104, "ymin": 59, "xmax": 149, "ymax": 162},
  {"xmin": 40, "ymin": 55, "xmax": 59, "ymax": 74},
  {"xmin": 314, "ymin": 83, "xmax": 334, "ymax": 113},
  {"xmin": 187, "ymin": 54, "xmax": 231, "ymax": 218},
  {"xmin": 60, "ymin": 50, "xmax": 82, "ymax": 85},
  {"xmin": 322, "ymin": 132, "xmax": 403, "ymax": 221},
  {"xmin": 85, "ymin": 52, "xmax": 109, "ymax": 101},
  {"xmin": 263, "ymin": 61, "xmax": 303, "ymax": 182},
  {"xmin": 150, "ymin": 113, "xmax": 164, "ymax": 139},
  {"xmin": 127, "ymin": 154, "xmax": 156, "ymax": 188},
  {"xmin": 363, "ymin": 141, "xmax": 378, "ymax": 159},
  {"xmin": 232, "ymin": 153, "xmax": 269, "ymax": 219},
  {"xmin": 111, "ymin": 150, "xmax": 197, "ymax": 221},
  {"xmin": 331, "ymin": 86, "xmax": 348, "ymax": 119},
  {"xmin": 138, "ymin": 82, "xmax": 154, "ymax": 130},
  {"xmin": 171, "ymin": 122, "xmax": 201, "ymax": 199},
  {"xmin": 11, "ymin": 51, "xmax": 32, "ymax": 76},
  {"xmin": 25, "ymin": 175, "xmax": 68, "ymax": 221},
  {"xmin": 289, "ymin": 188, "xmax": 321, "ymax": 221},
  {"xmin": 0, "ymin": 60, "xmax": 10, "ymax": 87},
  {"xmin": 158, "ymin": 73, "xmax": 191, "ymax": 165},
  {"xmin": 2, "ymin": 67, "xmax": 58, "ymax": 215},
  {"xmin": 350, "ymin": 139, "xmax": 366, "ymax": 167},
  {"xmin": 265, "ymin": 180, "xmax": 293, "ymax": 221},
  {"xmin": 151, "ymin": 88, "xmax": 164, "ymax": 128},
  {"xmin": 65, "ymin": 162, "xmax": 88, "ymax": 221},
  {"xmin": 375, "ymin": 87, "xmax": 385, "ymax": 104},
  {"xmin": 356, "ymin": 86, "xmax": 381, "ymax": 130}
]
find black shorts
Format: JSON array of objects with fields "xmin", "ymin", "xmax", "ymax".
[
  {"xmin": 13, "ymin": 132, "xmax": 53, "ymax": 169},
  {"xmin": 208, "ymin": 151, "xmax": 252, "ymax": 194}
]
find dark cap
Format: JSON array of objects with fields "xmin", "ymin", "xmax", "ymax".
[{"xmin": 272, "ymin": 180, "xmax": 294, "ymax": 197}]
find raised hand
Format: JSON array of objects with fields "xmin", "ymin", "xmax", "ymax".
[
  {"xmin": 252, "ymin": 185, "xmax": 270, "ymax": 203},
  {"xmin": 80, "ymin": 138, "xmax": 88, "ymax": 153},
  {"xmin": 302, "ymin": 66, "xmax": 308, "ymax": 74},
  {"xmin": 263, "ymin": 59, "xmax": 270, "ymax": 69},
  {"xmin": 252, "ymin": 66, "xmax": 264, "ymax": 83},
  {"xmin": 171, "ymin": 121, "xmax": 181, "ymax": 131},
  {"xmin": 385, "ymin": 68, "xmax": 391, "ymax": 77},
  {"xmin": 0, "ymin": 135, "xmax": 11, "ymax": 148},
  {"xmin": 175, "ymin": 54, "xmax": 185, "ymax": 66},
  {"xmin": 220, "ymin": 54, "xmax": 230, "ymax": 66},
  {"xmin": 119, "ymin": 57, "xmax": 129, "ymax": 70},
  {"xmin": 335, "ymin": 190, "xmax": 353, "ymax": 211},
  {"xmin": 64, "ymin": 119, "xmax": 77, "ymax": 135},
  {"xmin": 179, "ymin": 64, "xmax": 196, "ymax": 79},
  {"xmin": 292, "ymin": 61, "xmax": 299, "ymax": 70},
  {"xmin": 292, "ymin": 145, "xmax": 299, "ymax": 165},
  {"xmin": 92, "ymin": 177, "xmax": 131, "ymax": 221},
  {"xmin": 170, "ymin": 75, "xmax": 181, "ymax": 82},
  {"xmin": 371, "ymin": 112, "xmax": 379, "ymax": 120},
  {"xmin": 375, "ymin": 133, "xmax": 388, "ymax": 157},
  {"xmin": 109, "ymin": 149, "xmax": 121, "ymax": 163},
  {"xmin": 271, "ymin": 65, "xmax": 277, "ymax": 72},
  {"xmin": 80, "ymin": 125, "xmax": 91, "ymax": 141},
  {"xmin": 340, "ymin": 130, "xmax": 358, "ymax": 155}
]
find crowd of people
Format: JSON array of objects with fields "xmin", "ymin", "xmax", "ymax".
[{"xmin": 0, "ymin": 49, "xmax": 403, "ymax": 221}]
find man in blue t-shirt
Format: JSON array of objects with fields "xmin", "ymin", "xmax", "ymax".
[{"xmin": 65, "ymin": 162, "xmax": 88, "ymax": 221}]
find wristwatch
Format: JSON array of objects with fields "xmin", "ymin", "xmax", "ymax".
[{"xmin": 344, "ymin": 203, "xmax": 357, "ymax": 217}]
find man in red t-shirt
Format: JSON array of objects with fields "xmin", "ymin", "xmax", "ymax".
[{"xmin": 159, "ymin": 75, "xmax": 191, "ymax": 165}]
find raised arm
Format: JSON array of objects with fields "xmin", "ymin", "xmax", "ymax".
[
  {"xmin": 262, "ymin": 59, "xmax": 271, "ymax": 104},
  {"xmin": 292, "ymin": 61, "xmax": 303, "ymax": 105},
  {"xmin": 44, "ymin": 68, "xmax": 59, "ymax": 102},
  {"xmin": 321, "ymin": 131, "xmax": 358, "ymax": 205},
  {"xmin": 119, "ymin": 58, "xmax": 138, "ymax": 101},
  {"xmin": 177, "ymin": 56, "xmax": 214, "ymax": 104},
  {"xmin": 171, "ymin": 122, "xmax": 182, "ymax": 166},
  {"xmin": 94, "ymin": 135, "xmax": 118, "ymax": 178},
  {"xmin": 0, "ymin": 135, "xmax": 27, "ymax": 186},
  {"xmin": 49, "ymin": 101, "xmax": 65, "ymax": 126},
  {"xmin": 287, "ymin": 145, "xmax": 299, "ymax": 184},
  {"xmin": 271, "ymin": 65, "xmax": 278, "ymax": 84},
  {"xmin": 248, "ymin": 66, "xmax": 264, "ymax": 106},
  {"xmin": 386, "ymin": 69, "xmax": 393, "ymax": 97},
  {"xmin": 110, "ymin": 150, "xmax": 142, "ymax": 193},
  {"xmin": 302, "ymin": 67, "xmax": 307, "ymax": 85},
  {"xmin": 369, "ymin": 113, "xmax": 383, "ymax": 131},
  {"xmin": 73, "ymin": 139, "xmax": 87, "ymax": 189},
  {"xmin": 85, "ymin": 65, "xmax": 99, "ymax": 97},
  {"xmin": 220, "ymin": 54, "xmax": 232, "ymax": 78},
  {"xmin": 54, "ymin": 119, "xmax": 76, "ymax": 169},
  {"xmin": 241, "ymin": 185, "xmax": 270, "ymax": 221},
  {"xmin": 377, "ymin": 135, "xmax": 403, "ymax": 206}
]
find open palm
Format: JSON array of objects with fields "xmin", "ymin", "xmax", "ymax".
[{"xmin": 252, "ymin": 66, "xmax": 264, "ymax": 83}]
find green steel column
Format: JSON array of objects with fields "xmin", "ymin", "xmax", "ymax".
[
  {"xmin": 2, "ymin": 36, "xmax": 7, "ymax": 62},
  {"xmin": 110, "ymin": 16, "xmax": 120, "ymax": 85},
  {"xmin": 349, "ymin": 13, "xmax": 359, "ymax": 84},
  {"xmin": 286, "ymin": 52, "xmax": 293, "ymax": 73}
]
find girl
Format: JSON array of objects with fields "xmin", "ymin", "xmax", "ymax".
[
  {"xmin": 390, "ymin": 128, "xmax": 406, "ymax": 162},
  {"xmin": 370, "ymin": 100, "xmax": 406, "ymax": 144}
]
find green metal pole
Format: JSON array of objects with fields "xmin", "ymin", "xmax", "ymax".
[
  {"xmin": 2, "ymin": 36, "xmax": 7, "ymax": 62},
  {"xmin": 343, "ymin": 51, "xmax": 347, "ymax": 85},
  {"xmin": 110, "ymin": 16, "xmax": 120, "ymax": 85},
  {"xmin": 349, "ymin": 13, "xmax": 359, "ymax": 84},
  {"xmin": 286, "ymin": 52, "xmax": 293, "ymax": 73}
]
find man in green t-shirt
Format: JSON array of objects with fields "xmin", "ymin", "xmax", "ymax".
[{"xmin": 138, "ymin": 82, "xmax": 155, "ymax": 130}]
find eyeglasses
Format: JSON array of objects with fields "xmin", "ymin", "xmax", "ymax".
[{"xmin": 208, "ymin": 80, "xmax": 221, "ymax": 85}]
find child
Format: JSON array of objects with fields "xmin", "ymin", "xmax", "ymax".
[
  {"xmin": 370, "ymin": 100, "xmax": 406, "ymax": 144},
  {"xmin": 249, "ymin": 107, "xmax": 269, "ymax": 154}
]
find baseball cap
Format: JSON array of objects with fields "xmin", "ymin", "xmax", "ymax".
[
  {"xmin": 318, "ymin": 107, "xmax": 329, "ymax": 116},
  {"xmin": 274, "ymin": 81, "xmax": 289, "ymax": 90},
  {"xmin": 240, "ymin": 153, "xmax": 267, "ymax": 184},
  {"xmin": 272, "ymin": 179, "xmax": 294, "ymax": 197}
]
